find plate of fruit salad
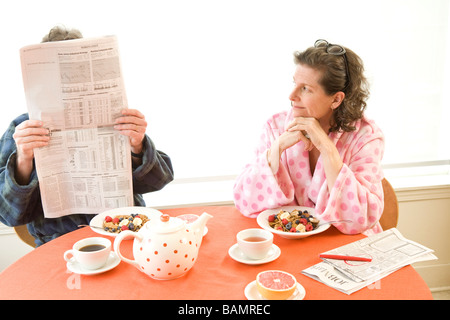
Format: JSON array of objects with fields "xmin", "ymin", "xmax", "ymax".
[
  {"xmin": 89, "ymin": 206, "xmax": 162, "ymax": 237},
  {"xmin": 256, "ymin": 206, "xmax": 330, "ymax": 239}
]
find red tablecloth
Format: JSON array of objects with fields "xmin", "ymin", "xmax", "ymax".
[{"xmin": 0, "ymin": 206, "xmax": 432, "ymax": 300}]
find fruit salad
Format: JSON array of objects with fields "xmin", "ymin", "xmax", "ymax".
[
  {"xmin": 103, "ymin": 214, "xmax": 149, "ymax": 233},
  {"xmin": 268, "ymin": 209, "xmax": 319, "ymax": 233}
]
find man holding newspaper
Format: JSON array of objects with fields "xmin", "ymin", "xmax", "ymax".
[{"xmin": 0, "ymin": 26, "xmax": 174, "ymax": 246}]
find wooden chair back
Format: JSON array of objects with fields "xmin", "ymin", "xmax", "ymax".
[
  {"xmin": 379, "ymin": 178, "xmax": 399, "ymax": 230},
  {"xmin": 14, "ymin": 225, "xmax": 36, "ymax": 248}
]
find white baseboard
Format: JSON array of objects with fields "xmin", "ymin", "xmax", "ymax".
[{"xmin": 412, "ymin": 263, "xmax": 450, "ymax": 291}]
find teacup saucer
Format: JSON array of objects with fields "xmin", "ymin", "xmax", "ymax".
[
  {"xmin": 66, "ymin": 252, "xmax": 120, "ymax": 275},
  {"xmin": 244, "ymin": 280, "xmax": 306, "ymax": 300},
  {"xmin": 228, "ymin": 243, "xmax": 280, "ymax": 265}
]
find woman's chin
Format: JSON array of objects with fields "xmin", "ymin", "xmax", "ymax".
[{"xmin": 292, "ymin": 107, "xmax": 308, "ymax": 118}]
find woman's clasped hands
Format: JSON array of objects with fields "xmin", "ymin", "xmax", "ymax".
[
  {"xmin": 285, "ymin": 116, "xmax": 331, "ymax": 153},
  {"xmin": 267, "ymin": 116, "xmax": 335, "ymax": 175}
]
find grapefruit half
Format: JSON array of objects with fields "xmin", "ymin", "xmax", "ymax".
[{"xmin": 256, "ymin": 270, "xmax": 297, "ymax": 300}]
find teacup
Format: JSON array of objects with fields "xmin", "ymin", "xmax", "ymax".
[
  {"xmin": 237, "ymin": 228, "xmax": 273, "ymax": 260},
  {"xmin": 64, "ymin": 237, "xmax": 111, "ymax": 270}
]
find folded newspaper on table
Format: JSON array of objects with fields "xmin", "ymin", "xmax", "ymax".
[
  {"xmin": 20, "ymin": 36, "xmax": 133, "ymax": 218},
  {"xmin": 302, "ymin": 228, "xmax": 437, "ymax": 295}
]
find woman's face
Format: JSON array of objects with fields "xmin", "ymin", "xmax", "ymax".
[{"xmin": 289, "ymin": 64, "xmax": 341, "ymax": 128}]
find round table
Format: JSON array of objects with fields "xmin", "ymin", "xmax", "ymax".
[{"xmin": 0, "ymin": 206, "xmax": 432, "ymax": 300}]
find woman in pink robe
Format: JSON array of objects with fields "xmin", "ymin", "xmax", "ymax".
[{"xmin": 233, "ymin": 40, "xmax": 384, "ymax": 235}]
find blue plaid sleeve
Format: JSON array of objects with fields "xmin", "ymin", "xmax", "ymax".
[
  {"xmin": 0, "ymin": 114, "xmax": 42, "ymax": 226},
  {"xmin": 132, "ymin": 135, "xmax": 174, "ymax": 195},
  {"xmin": 0, "ymin": 114, "xmax": 174, "ymax": 246}
]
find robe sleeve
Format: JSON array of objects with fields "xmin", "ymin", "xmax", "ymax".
[
  {"xmin": 233, "ymin": 118, "xmax": 297, "ymax": 217},
  {"xmin": 316, "ymin": 122, "xmax": 385, "ymax": 235}
]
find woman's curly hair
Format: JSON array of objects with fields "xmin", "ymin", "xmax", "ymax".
[{"xmin": 293, "ymin": 44, "xmax": 369, "ymax": 133}]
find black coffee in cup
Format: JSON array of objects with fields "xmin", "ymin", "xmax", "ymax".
[{"xmin": 79, "ymin": 244, "xmax": 106, "ymax": 252}]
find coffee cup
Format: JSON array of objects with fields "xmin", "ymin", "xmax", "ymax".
[
  {"xmin": 237, "ymin": 228, "xmax": 273, "ymax": 260},
  {"xmin": 64, "ymin": 237, "xmax": 111, "ymax": 270}
]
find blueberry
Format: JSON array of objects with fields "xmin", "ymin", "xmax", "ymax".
[
  {"xmin": 286, "ymin": 222, "xmax": 292, "ymax": 229},
  {"xmin": 128, "ymin": 223, "xmax": 135, "ymax": 231},
  {"xmin": 295, "ymin": 219, "xmax": 300, "ymax": 224}
]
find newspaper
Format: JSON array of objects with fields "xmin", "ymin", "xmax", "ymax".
[
  {"xmin": 20, "ymin": 36, "xmax": 133, "ymax": 218},
  {"xmin": 302, "ymin": 228, "xmax": 437, "ymax": 294}
]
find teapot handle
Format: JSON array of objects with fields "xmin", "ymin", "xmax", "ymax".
[{"xmin": 113, "ymin": 230, "xmax": 142, "ymax": 270}]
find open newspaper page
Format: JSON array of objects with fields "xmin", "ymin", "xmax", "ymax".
[
  {"xmin": 20, "ymin": 36, "xmax": 133, "ymax": 218},
  {"xmin": 302, "ymin": 228, "xmax": 437, "ymax": 294}
]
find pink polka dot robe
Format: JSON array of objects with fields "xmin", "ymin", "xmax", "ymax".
[{"xmin": 233, "ymin": 109, "xmax": 385, "ymax": 235}]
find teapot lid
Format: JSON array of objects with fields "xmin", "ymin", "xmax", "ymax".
[{"xmin": 147, "ymin": 213, "xmax": 185, "ymax": 234}]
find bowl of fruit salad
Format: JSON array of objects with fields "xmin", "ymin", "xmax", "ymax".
[
  {"xmin": 256, "ymin": 206, "xmax": 330, "ymax": 239},
  {"xmin": 89, "ymin": 206, "xmax": 162, "ymax": 237}
]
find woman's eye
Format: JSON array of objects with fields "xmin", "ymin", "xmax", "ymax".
[{"xmin": 292, "ymin": 82, "xmax": 310, "ymax": 93}]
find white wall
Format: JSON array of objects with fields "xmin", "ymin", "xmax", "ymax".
[
  {"xmin": 396, "ymin": 187, "xmax": 450, "ymax": 290},
  {"xmin": 0, "ymin": 233, "xmax": 33, "ymax": 271},
  {"xmin": 1, "ymin": 0, "xmax": 449, "ymax": 180}
]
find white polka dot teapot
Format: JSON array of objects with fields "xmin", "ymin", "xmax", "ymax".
[{"xmin": 114, "ymin": 212, "xmax": 212, "ymax": 280}]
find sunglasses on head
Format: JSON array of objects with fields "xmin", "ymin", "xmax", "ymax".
[{"xmin": 314, "ymin": 39, "xmax": 350, "ymax": 91}]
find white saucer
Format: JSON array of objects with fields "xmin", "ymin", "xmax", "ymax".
[
  {"xmin": 66, "ymin": 252, "xmax": 120, "ymax": 275},
  {"xmin": 244, "ymin": 280, "xmax": 306, "ymax": 300},
  {"xmin": 228, "ymin": 243, "xmax": 280, "ymax": 265}
]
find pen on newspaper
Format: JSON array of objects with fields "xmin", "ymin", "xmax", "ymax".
[{"xmin": 319, "ymin": 254, "xmax": 372, "ymax": 262}]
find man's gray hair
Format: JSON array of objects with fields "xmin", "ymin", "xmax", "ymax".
[{"xmin": 42, "ymin": 25, "xmax": 83, "ymax": 43}]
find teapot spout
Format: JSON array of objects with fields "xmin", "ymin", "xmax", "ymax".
[{"xmin": 191, "ymin": 212, "xmax": 213, "ymax": 243}]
